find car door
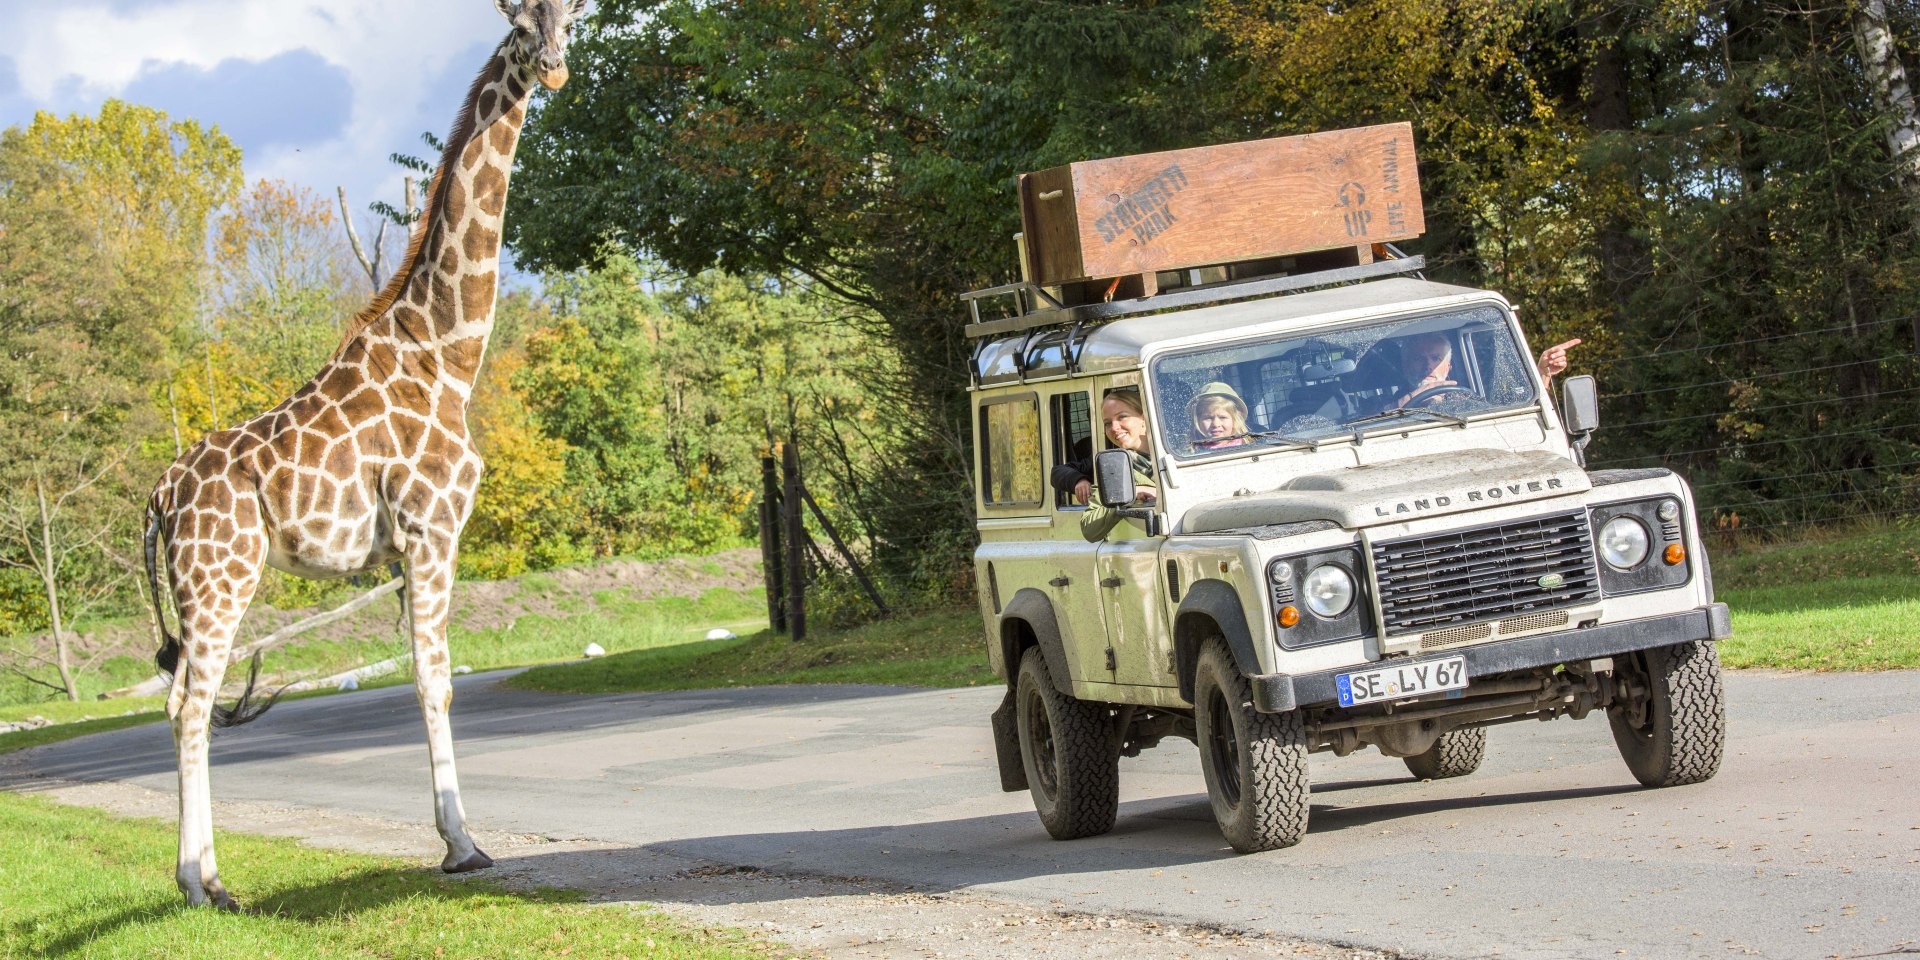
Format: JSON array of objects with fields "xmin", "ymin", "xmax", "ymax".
[{"xmin": 1096, "ymin": 531, "xmax": 1172, "ymax": 689}]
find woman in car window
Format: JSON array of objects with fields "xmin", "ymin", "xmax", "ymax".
[
  {"xmin": 1081, "ymin": 388, "xmax": 1158, "ymax": 542},
  {"xmin": 1189, "ymin": 382, "xmax": 1251, "ymax": 451}
]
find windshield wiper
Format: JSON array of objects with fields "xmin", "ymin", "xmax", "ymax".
[
  {"xmin": 1342, "ymin": 406, "xmax": 1469, "ymax": 436},
  {"xmin": 1238, "ymin": 429, "xmax": 1324, "ymax": 451}
]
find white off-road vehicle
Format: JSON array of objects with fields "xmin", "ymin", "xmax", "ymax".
[{"xmin": 964, "ymin": 253, "xmax": 1729, "ymax": 852}]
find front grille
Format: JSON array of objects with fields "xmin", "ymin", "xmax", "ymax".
[{"xmin": 1373, "ymin": 511, "xmax": 1598, "ymax": 633}]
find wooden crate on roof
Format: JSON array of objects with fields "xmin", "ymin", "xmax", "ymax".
[{"xmin": 1018, "ymin": 122, "xmax": 1424, "ymax": 297}]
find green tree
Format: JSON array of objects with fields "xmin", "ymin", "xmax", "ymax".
[
  {"xmin": 0, "ymin": 101, "xmax": 240, "ymax": 698},
  {"xmin": 510, "ymin": 0, "xmax": 1240, "ymax": 577}
]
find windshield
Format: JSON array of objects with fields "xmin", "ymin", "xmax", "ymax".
[{"xmin": 1151, "ymin": 305, "xmax": 1538, "ymax": 459}]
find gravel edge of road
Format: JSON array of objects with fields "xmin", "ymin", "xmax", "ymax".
[{"xmin": 8, "ymin": 777, "xmax": 1405, "ymax": 960}]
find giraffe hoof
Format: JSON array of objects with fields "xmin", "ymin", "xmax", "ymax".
[
  {"xmin": 210, "ymin": 894, "xmax": 249, "ymax": 914},
  {"xmin": 443, "ymin": 849, "xmax": 494, "ymax": 873}
]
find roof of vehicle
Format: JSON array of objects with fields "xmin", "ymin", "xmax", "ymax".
[{"xmin": 971, "ymin": 276, "xmax": 1501, "ymax": 388}]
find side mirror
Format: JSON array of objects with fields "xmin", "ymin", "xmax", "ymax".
[
  {"xmin": 1559, "ymin": 374, "xmax": 1599, "ymax": 465},
  {"xmin": 1094, "ymin": 449, "xmax": 1136, "ymax": 507},
  {"xmin": 1560, "ymin": 375, "xmax": 1599, "ymax": 434}
]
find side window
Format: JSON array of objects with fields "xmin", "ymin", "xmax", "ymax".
[
  {"xmin": 1049, "ymin": 391, "xmax": 1093, "ymax": 508},
  {"xmin": 979, "ymin": 394, "xmax": 1043, "ymax": 507}
]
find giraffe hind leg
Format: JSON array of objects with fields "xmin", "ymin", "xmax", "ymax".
[
  {"xmin": 167, "ymin": 542, "xmax": 263, "ymax": 909},
  {"xmin": 173, "ymin": 615, "xmax": 244, "ymax": 909}
]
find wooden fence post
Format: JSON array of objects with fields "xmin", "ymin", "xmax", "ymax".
[
  {"xmin": 782, "ymin": 442, "xmax": 807, "ymax": 641},
  {"xmin": 759, "ymin": 455, "xmax": 787, "ymax": 633}
]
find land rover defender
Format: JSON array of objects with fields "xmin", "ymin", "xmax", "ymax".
[{"xmin": 964, "ymin": 129, "xmax": 1728, "ymax": 852}]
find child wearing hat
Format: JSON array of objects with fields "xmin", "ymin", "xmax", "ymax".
[{"xmin": 1189, "ymin": 381, "xmax": 1250, "ymax": 451}]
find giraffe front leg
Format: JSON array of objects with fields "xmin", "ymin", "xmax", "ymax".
[{"xmin": 404, "ymin": 549, "xmax": 491, "ymax": 873}]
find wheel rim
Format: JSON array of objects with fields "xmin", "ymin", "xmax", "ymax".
[
  {"xmin": 1023, "ymin": 685, "xmax": 1060, "ymax": 800},
  {"xmin": 1205, "ymin": 687, "xmax": 1242, "ymax": 807},
  {"xmin": 1618, "ymin": 652, "xmax": 1658, "ymax": 739}
]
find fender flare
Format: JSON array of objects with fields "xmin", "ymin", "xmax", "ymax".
[
  {"xmin": 1173, "ymin": 579, "xmax": 1262, "ymax": 703},
  {"xmin": 999, "ymin": 588, "xmax": 1074, "ymax": 697}
]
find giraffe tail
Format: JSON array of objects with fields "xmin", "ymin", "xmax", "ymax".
[
  {"xmin": 144, "ymin": 503, "xmax": 181, "ymax": 678},
  {"xmin": 210, "ymin": 652, "xmax": 282, "ymax": 729}
]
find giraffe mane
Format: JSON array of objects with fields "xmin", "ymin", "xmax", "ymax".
[{"xmin": 335, "ymin": 36, "xmax": 512, "ymax": 352}]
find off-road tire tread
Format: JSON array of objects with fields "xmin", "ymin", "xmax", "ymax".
[
  {"xmin": 1195, "ymin": 641, "xmax": 1310, "ymax": 853},
  {"xmin": 1404, "ymin": 727, "xmax": 1487, "ymax": 780},
  {"xmin": 1611, "ymin": 639, "xmax": 1726, "ymax": 788},
  {"xmin": 1017, "ymin": 649, "xmax": 1119, "ymax": 840},
  {"xmin": 1655, "ymin": 639, "xmax": 1726, "ymax": 785}
]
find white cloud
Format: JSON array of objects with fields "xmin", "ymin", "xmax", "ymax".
[{"xmin": 3, "ymin": 0, "xmax": 520, "ymax": 232}]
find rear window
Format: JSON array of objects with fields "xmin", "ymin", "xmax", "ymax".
[{"xmin": 979, "ymin": 394, "xmax": 1043, "ymax": 506}]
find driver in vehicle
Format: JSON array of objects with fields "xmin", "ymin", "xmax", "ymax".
[
  {"xmin": 1394, "ymin": 331, "xmax": 1457, "ymax": 405},
  {"xmin": 1352, "ymin": 330, "xmax": 1465, "ymax": 418}
]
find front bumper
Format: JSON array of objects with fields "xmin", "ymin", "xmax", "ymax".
[{"xmin": 1250, "ymin": 603, "xmax": 1732, "ymax": 713}]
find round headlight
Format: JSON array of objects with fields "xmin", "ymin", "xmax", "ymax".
[
  {"xmin": 1302, "ymin": 564, "xmax": 1355, "ymax": 618},
  {"xmin": 1599, "ymin": 516, "xmax": 1651, "ymax": 570}
]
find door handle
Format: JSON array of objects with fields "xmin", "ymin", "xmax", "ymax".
[
  {"xmin": 1100, "ymin": 576, "xmax": 1124, "ymax": 588},
  {"xmin": 1049, "ymin": 576, "xmax": 1071, "ymax": 587}
]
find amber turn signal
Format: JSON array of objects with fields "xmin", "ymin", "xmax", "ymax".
[
  {"xmin": 1277, "ymin": 605, "xmax": 1300, "ymax": 628},
  {"xmin": 1663, "ymin": 543, "xmax": 1686, "ymax": 565}
]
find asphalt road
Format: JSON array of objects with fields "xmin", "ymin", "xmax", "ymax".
[{"xmin": 8, "ymin": 669, "xmax": 1918, "ymax": 960}]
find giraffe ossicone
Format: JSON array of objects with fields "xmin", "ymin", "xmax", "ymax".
[{"xmin": 142, "ymin": 0, "xmax": 588, "ymax": 910}]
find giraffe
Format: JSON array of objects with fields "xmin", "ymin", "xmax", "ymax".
[{"xmin": 141, "ymin": 0, "xmax": 586, "ymax": 910}]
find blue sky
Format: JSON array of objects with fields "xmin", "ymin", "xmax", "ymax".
[{"xmin": 0, "ymin": 0, "xmax": 525, "ymax": 275}]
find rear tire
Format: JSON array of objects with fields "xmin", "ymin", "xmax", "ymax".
[
  {"xmin": 1608, "ymin": 640, "xmax": 1726, "ymax": 787},
  {"xmin": 1192, "ymin": 640, "xmax": 1310, "ymax": 852},
  {"xmin": 1015, "ymin": 648, "xmax": 1118, "ymax": 840},
  {"xmin": 1404, "ymin": 727, "xmax": 1487, "ymax": 780}
]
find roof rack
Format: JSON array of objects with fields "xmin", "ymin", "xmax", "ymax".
[{"xmin": 961, "ymin": 254, "xmax": 1426, "ymax": 341}]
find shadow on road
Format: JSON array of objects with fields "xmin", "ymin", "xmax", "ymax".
[{"xmin": 435, "ymin": 778, "xmax": 1654, "ymax": 907}]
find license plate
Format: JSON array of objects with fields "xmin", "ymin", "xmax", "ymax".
[{"xmin": 1336, "ymin": 656, "xmax": 1468, "ymax": 707}]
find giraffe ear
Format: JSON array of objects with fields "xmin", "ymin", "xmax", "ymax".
[
  {"xmin": 567, "ymin": 0, "xmax": 587, "ymax": 17},
  {"xmin": 495, "ymin": 0, "xmax": 521, "ymax": 21}
]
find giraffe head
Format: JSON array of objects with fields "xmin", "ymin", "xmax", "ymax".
[{"xmin": 495, "ymin": 0, "xmax": 587, "ymax": 90}]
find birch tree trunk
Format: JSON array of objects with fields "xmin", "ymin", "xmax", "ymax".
[
  {"xmin": 35, "ymin": 481, "xmax": 79, "ymax": 702},
  {"xmin": 1852, "ymin": 0, "xmax": 1920, "ymax": 218}
]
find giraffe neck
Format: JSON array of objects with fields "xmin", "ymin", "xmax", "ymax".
[{"xmin": 365, "ymin": 47, "xmax": 535, "ymax": 396}]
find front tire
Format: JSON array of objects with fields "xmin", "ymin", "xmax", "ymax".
[
  {"xmin": 1192, "ymin": 640, "xmax": 1310, "ymax": 852},
  {"xmin": 1015, "ymin": 648, "xmax": 1118, "ymax": 840},
  {"xmin": 1404, "ymin": 727, "xmax": 1487, "ymax": 780},
  {"xmin": 1608, "ymin": 640, "xmax": 1726, "ymax": 787}
]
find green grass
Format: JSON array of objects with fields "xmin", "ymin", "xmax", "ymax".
[
  {"xmin": 0, "ymin": 791, "xmax": 771, "ymax": 960},
  {"xmin": 1712, "ymin": 522, "xmax": 1920, "ymax": 672},
  {"xmin": 446, "ymin": 588, "xmax": 768, "ymax": 673},
  {"xmin": 509, "ymin": 608, "xmax": 994, "ymax": 695},
  {"xmin": 1713, "ymin": 522, "xmax": 1920, "ymax": 670},
  {"xmin": 0, "ymin": 713, "xmax": 164, "ymax": 757}
]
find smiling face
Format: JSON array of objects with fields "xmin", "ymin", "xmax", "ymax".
[
  {"xmin": 1102, "ymin": 392, "xmax": 1150, "ymax": 454},
  {"xmin": 498, "ymin": 0, "xmax": 587, "ymax": 90}
]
